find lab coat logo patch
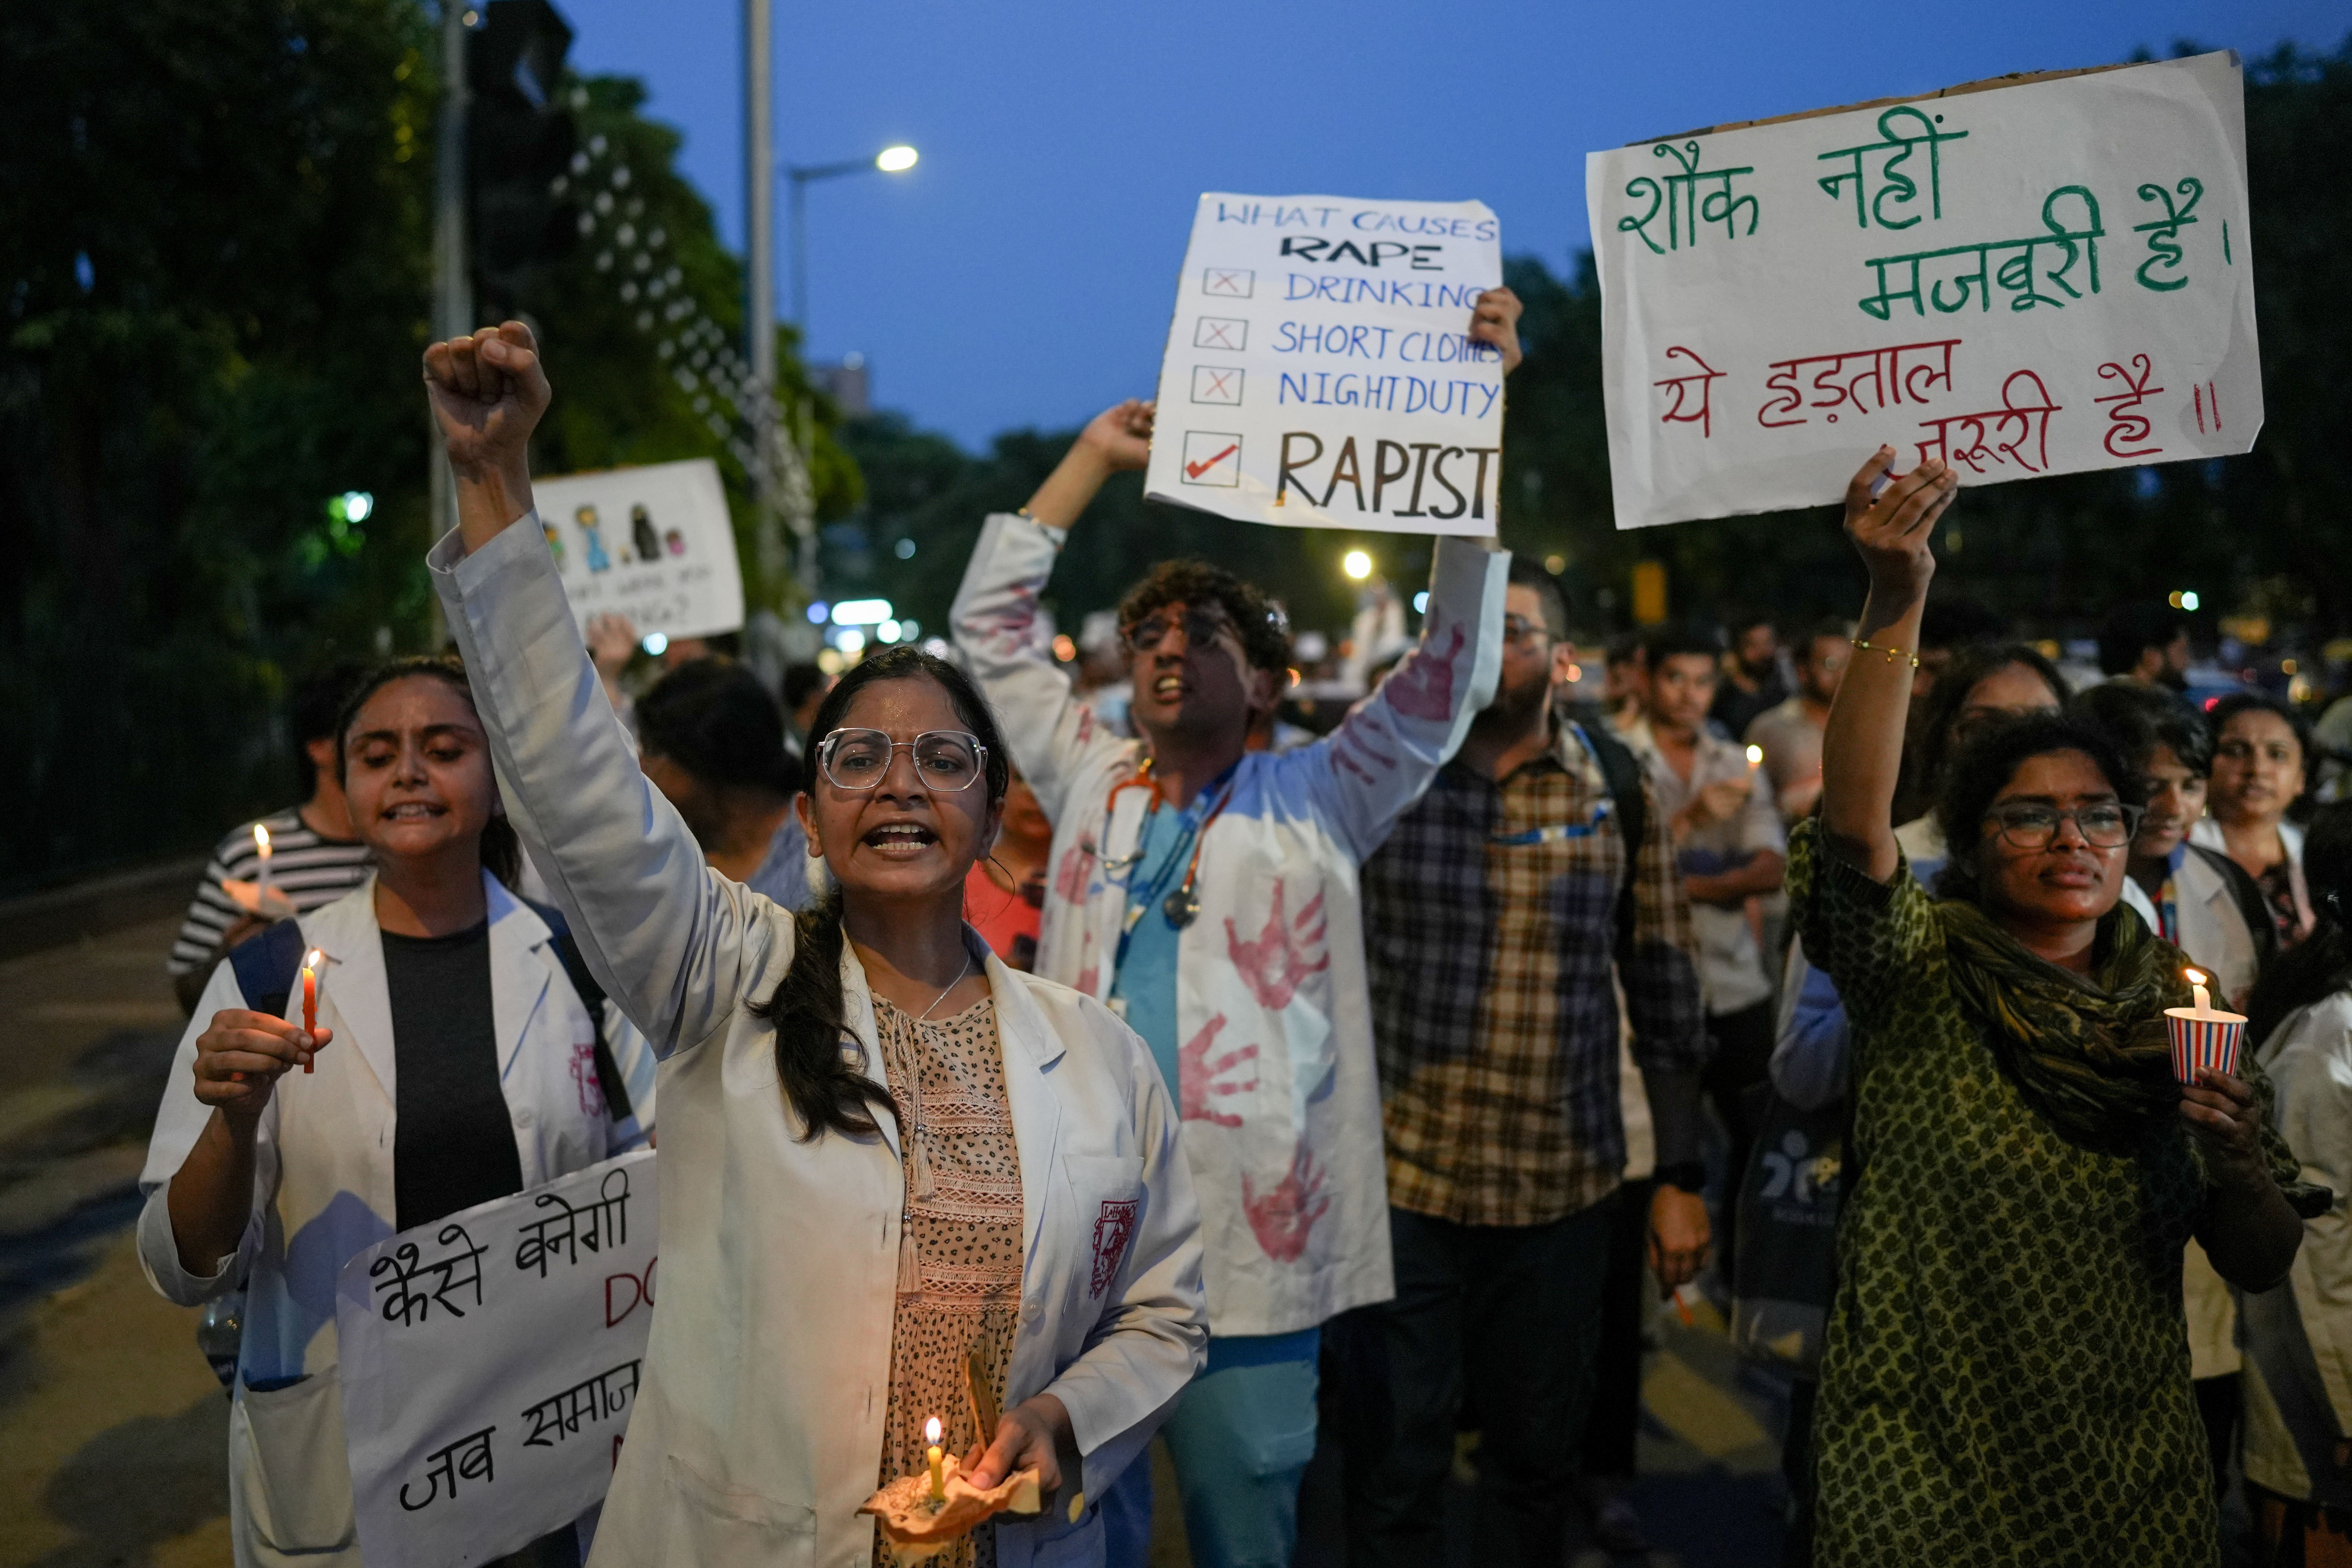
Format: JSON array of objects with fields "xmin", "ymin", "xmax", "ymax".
[{"xmin": 1090, "ymin": 1200, "xmax": 1139, "ymax": 1298}]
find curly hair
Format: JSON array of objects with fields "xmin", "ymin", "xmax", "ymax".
[
  {"xmin": 1117, "ymin": 560, "xmax": 1292, "ymax": 673},
  {"xmin": 1931, "ymin": 711, "xmax": 2142, "ymax": 904}
]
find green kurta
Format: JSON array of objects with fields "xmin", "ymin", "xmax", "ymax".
[{"xmin": 1791, "ymin": 825, "xmax": 2217, "ymax": 1567}]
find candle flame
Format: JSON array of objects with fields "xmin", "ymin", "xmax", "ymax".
[
  {"xmin": 301, "ymin": 948, "xmax": 326, "ymax": 978},
  {"xmin": 924, "ymin": 1416, "xmax": 942, "ymax": 1445},
  {"xmin": 2184, "ymin": 967, "xmax": 2208, "ymax": 988},
  {"xmin": 1745, "ymin": 744, "xmax": 1764, "ymax": 766},
  {"xmin": 253, "ymin": 822, "xmax": 272, "ymax": 857}
]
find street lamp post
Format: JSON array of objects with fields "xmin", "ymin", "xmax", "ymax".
[{"xmin": 787, "ymin": 144, "xmax": 917, "ymax": 333}]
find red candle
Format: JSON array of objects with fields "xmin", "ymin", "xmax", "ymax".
[{"xmin": 300, "ymin": 948, "xmax": 325, "ymax": 1072}]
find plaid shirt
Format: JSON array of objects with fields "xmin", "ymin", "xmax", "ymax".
[{"xmin": 1363, "ymin": 720, "xmax": 1707, "ymax": 1227}]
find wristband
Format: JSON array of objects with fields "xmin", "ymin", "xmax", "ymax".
[
  {"xmin": 1652, "ymin": 1161, "xmax": 1708, "ymax": 1195},
  {"xmin": 1851, "ymin": 637, "xmax": 1921, "ymax": 668}
]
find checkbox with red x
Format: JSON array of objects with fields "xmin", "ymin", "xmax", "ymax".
[
  {"xmin": 1201, "ymin": 267, "xmax": 1254, "ymax": 298},
  {"xmin": 1194, "ymin": 316, "xmax": 1247, "ymax": 351},
  {"xmin": 1180, "ymin": 431, "xmax": 1242, "ymax": 487},
  {"xmin": 1191, "ymin": 366, "xmax": 1244, "ymax": 406}
]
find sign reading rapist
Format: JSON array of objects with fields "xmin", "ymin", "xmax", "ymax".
[
  {"xmin": 1586, "ymin": 51, "xmax": 2262, "ymax": 530},
  {"xmin": 1144, "ymin": 193, "xmax": 1506, "ymax": 535},
  {"xmin": 337, "ymin": 1151, "xmax": 658, "ymax": 1568}
]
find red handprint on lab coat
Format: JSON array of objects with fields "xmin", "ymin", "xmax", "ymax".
[
  {"xmin": 1225, "ymin": 882, "xmax": 1329, "ymax": 1011},
  {"xmin": 1178, "ymin": 1013, "xmax": 1257, "ymax": 1128},
  {"xmin": 1242, "ymin": 1141, "xmax": 1330, "ymax": 1263},
  {"xmin": 1379, "ymin": 621, "xmax": 1465, "ymax": 721}
]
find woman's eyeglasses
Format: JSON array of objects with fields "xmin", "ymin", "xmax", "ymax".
[
  {"xmin": 1987, "ymin": 801, "xmax": 2144, "ymax": 850},
  {"xmin": 816, "ymin": 729, "xmax": 988, "ymax": 792}
]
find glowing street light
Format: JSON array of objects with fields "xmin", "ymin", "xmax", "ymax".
[
  {"xmin": 1342, "ymin": 549, "xmax": 1374, "ymax": 581},
  {"xmin": 875, "ymin": 145, "xmax": 919, "ymax": 173}
]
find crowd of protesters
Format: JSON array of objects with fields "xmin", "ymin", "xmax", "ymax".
[{"xmin": 132, "ymin": 303, "xmax": 2352, "ymax": 1568}]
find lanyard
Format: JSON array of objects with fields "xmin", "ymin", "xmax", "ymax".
[{"xmin": 1110, "ymin": 760, "xmax": 1239, "ymax": 970}]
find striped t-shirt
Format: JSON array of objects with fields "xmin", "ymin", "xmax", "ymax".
[{"xmin": 166, "ymin": 809, "xmax": 375, "ymax": 976}]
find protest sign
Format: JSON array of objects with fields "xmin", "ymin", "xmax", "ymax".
[
  {"xmin": 1144, "ymin": 194, "xmax": 1505, "ymax": 535},
  {"xmin": 1586, "ymin": 51, "xmax": 2261, "ymax": 530},
  {"xmin": 531, "ymin": 459, "xmax": 744, "ymax": 637},
  {"xmin": 337, "ymin": 1151, "xmax": 658, "ymax": 1568}
]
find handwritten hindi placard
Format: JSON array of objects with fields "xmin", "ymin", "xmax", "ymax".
[
  {"xmin": 1586, "ymin": 51, "xmax": 2260, "ymax": 530},
  {"xmin": 336, "ymin": 1152, "xmax": 657, "ymax": 1568},
  {"xmin": 1143, "ymin": 194, "xmax": 1506, "ymax": 536},
  {"xmin": 531, "ymin": 458, "xmax": 744, "ymax": 638}
]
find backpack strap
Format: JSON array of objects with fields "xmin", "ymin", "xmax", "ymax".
[
  {"xmin": 1571, "ymin": 720, "xmax": 1651, "ymax": 957},
  {"xmin": 523, "ymin": 900, "xmax": 633, "ymax": 1123},
  {"xmin": 227, "ymin": 919, "xmax": 310, "ymax": 1021}
]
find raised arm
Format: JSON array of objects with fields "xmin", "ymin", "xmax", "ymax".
[
  {"xmin": 949, "ymin": 403, "xmax": 1152, "ymax": 822},
  {"xmin": 422, "ymin": 322, "xmax": 781, "ymax": 1056},
  {"xmin": 1311, "ymin": 536, "xmax": 1508, "ymax": 862},
  {"xmin": 1818, "ymin": 448, "xmax": 1957, "ymax": 881}
]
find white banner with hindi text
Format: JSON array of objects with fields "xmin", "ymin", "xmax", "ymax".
[
  {"xmin": 1144, "ymin": 193, "xmax": 1505, "ymax": 535},
  {"xmin": 336, "ymin": 1151, "xmax": 658, "ymax": 1568},
  {"xmin": 1587, "ymin": 51, "xmax": 2261, "ymax": 530}
]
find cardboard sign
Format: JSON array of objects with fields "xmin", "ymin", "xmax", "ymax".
[
  {"xmin": 1144, "ymin": 194, "xmax": 1505, "ymax": 535},
  {"xmin": 337, "ymin": 1152, "xmax": 658, "ymax": 1568},
  {"xmin": 531, "ymin": 459, "xmax": 744, "ymax": 637},
  {"xmin": 1586, "ymin": 51, "xmax": 2261, "ymax": 530}
]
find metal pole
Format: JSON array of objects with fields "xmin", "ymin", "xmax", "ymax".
[
  {"xmin": 744, "ymin": 0, "xmax": 789, "ymax": 600},
  {"xmin": 429, "ymin": 0, "xmax": 472, "ymax": 634}
]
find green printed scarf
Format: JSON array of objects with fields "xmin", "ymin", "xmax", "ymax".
[
  {"xmin": 1937, "ymin": 897, "xmax": 2182, "ymax": 1152},
  {"xmin": 1939, "ymin": 896, "xmax": 2328, "ymax": 1209}
]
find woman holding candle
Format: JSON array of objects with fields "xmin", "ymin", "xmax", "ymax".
[
  {"xmin": 418, "ymin": 321, "xmax": 1207, "ymax": 1568},
  {"xmin": 2195, "ymin": 691, "xmax": 2319, "ymax": 950},
  {"xmin": 137, "ymin": 656, "xmax": 659, "ymax": 1568},
  {"xmin": 1792, "ymin": 445, "xmax": 2318, "ymax": 1567},
  {"xmin": 2238, "ymin": 805, "xmax": 2352, "ymax": 1561}
]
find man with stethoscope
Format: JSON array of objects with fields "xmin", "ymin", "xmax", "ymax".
[{"xmin": 949, "ymin": 285, "xmax": 1520, "ymax": 1568}]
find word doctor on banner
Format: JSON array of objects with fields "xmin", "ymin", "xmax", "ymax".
[
  {"xmin": 1586, "ymin": 51, "xmax": 2262, "ymax": 530},
  {"xmin": 530, "ymin": 458, "xmax": 744, "ymax": 640},
  {"xmin": 1145, "ymin": 194, "xmax": 1508, "ymax": 535},
  {"xmin": 336, "ymin": 1151, "xmax": 659, "ymax": 1568}
]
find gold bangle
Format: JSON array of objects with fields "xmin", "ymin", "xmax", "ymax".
[{"xmin": 1851, "ymin": 637, "xmax": 1921, "ymax": 668}]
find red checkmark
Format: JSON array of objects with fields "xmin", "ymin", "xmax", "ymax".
[{"xmin": 1186, "ymin": 444, "xmax": 1238, "ymax": 480}]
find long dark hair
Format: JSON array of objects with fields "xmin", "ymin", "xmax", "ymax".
[
  {"xmin": 2249, "ymin": 802, "xmax": 2352, "ymax": 1048},
  {"xmin": 750, "ymin": 646, "xmax": 1011, "ymax": 1141},
  {"xmin": 1931, "ymin": 711, "xmax": 2140, "ymax": 905},
  {"xmin": 334, "ymin": 656, "xmax": 522, "ymax": 887},
  {"xmin": 1915, "ymin": 642, "xmax": 2068, "ymax": 790}
]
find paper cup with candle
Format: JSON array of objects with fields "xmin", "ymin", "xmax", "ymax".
[{"xmin": 2164, "ymin": 967, "xmax": 2246, "ymax": 1084}]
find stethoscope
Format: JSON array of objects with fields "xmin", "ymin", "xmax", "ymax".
[{"xmin": 1087, "ymin": 757, "xmax": 1240, "ymax": 958}]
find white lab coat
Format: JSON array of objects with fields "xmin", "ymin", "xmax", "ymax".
[
  {"xmin": 136, "ymin": 872, "xmax": 658, "ymax": 1568},
  {"xmin": 2244, "ymin": 992, "xmax": 2352, "ymax": 1507},
  {"xmin": 430, "ymin": 518, "xmax": 1208, "ymax": 1568},
  {"xmin": 2192, "ymin": 815, "xmax": 2312, "ymax": 942},
  {"xmin": 952, "ymin": 513, "xmax": 1506, "ymax": 1337}
]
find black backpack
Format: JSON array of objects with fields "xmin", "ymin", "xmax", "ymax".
[
  {"xmin": 1570, "ymin": 719, "xmax": 1652, "ymax": 961},
  {"xmin": 228, "ymin": 902, "xmax": 633, "ymax": 1122}
]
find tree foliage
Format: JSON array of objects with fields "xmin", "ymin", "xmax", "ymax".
[{"xmin": 0, "ymin": 3, "xmax": 853, "ymax": 890}]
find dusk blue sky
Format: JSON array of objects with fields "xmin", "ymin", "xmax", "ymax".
[{"xmin": 554, "ymin": 0, "xmax": 2344, "ymax": 451}]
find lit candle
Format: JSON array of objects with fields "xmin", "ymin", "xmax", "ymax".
[
  {"xmin": 1745, "ymin": 744, "xmax": 1764, "ymax": 772},
  {"xmin": 300, "ymin": 948, "xmax": 326, "ymax": 1072},
  {"xmin": 2166, "ymin": 965, "xmax": 2248, "ymax": 1085},
  {"xmin": 925, "ymin": 1416, "xmax": 945, "ymax": 1501},
  {"xmin": 2186, "ymin": 967, "xmax": 2211, "ymax": 1015},
  {"xmin": 253, "ymin": 823, "xmax": 274, "ymax": 902}
]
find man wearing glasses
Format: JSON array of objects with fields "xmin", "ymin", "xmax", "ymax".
[
  {"xmin": 1336, "ymin": 558, "xmax": 1709, "ymax": 1565},
  {"xmin": 951, "ymin": 289, "xmax": 1517, "ymax": 1568}
]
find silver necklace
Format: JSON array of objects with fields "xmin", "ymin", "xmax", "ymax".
[{"xmin": 915, "ymin": 951, "xmax": 975, "ymax": 1021}]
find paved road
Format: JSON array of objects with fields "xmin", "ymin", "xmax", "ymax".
[{"xmin": 0, "ymin": 914, "xmax": 1789, "ymax": 1568}]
